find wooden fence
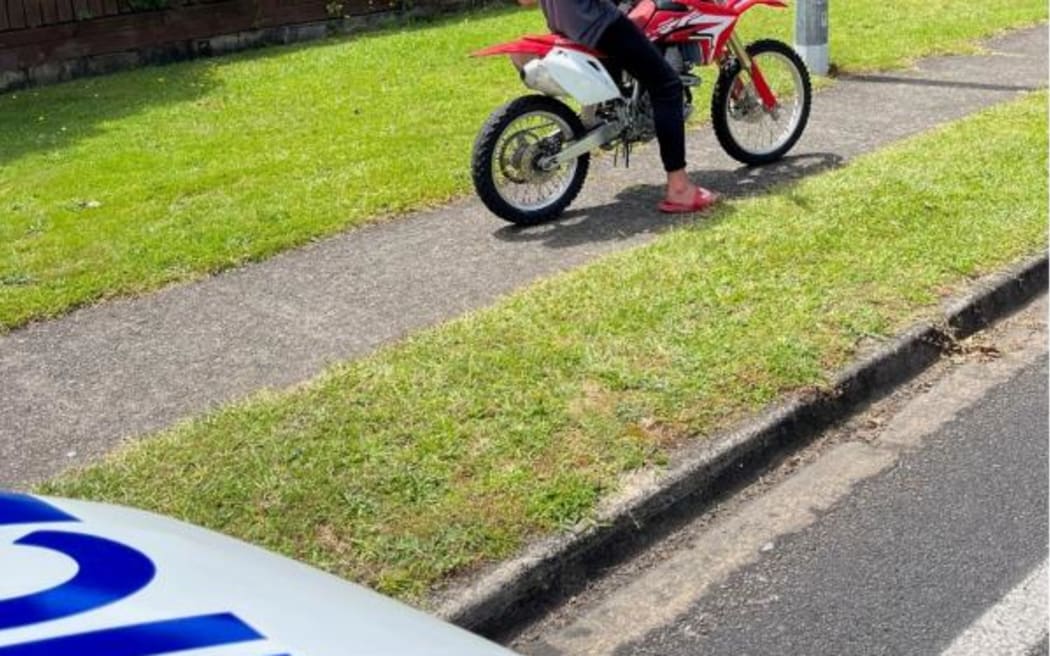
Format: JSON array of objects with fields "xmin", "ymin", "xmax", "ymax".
[{"xmin": 0, "ymin": 0, "xmax": 414, "ymax": 88}]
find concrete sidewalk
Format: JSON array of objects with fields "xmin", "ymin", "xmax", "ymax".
[{"xmin": 2, "ymin": 26, "xmax": 1046, "ymax": 488}]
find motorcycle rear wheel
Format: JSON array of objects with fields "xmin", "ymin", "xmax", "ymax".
[
  {"xmin": 711, "ymin": 39, "xmax": 812, "ymax": 166},
  {"xmin": 472, "ymin": 95, "xmax": 590, "ymax": 225}
]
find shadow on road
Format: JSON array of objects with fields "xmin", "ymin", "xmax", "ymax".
[
  {"xmin": 493, "ymin": 151, "xmax": 843, "ymax": 250},
  {"xmin": 844, "ymin": 73, "xmax": 1042, "ymax": 93}
]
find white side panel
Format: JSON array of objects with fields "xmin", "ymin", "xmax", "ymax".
[{"xmin": 542, "ymin": 47, "xmax": 622, "ymax": 105}]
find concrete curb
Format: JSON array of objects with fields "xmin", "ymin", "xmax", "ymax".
[{"xmin": 437, "ymin": 252, "xmax": 1048, "ymax": 638}]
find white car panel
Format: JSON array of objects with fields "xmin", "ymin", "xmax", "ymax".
[{"xmin": 0, "ymin": 492, "xmax": 517, "ymax": 656}]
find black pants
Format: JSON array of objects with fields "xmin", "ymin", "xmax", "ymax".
[{"xmin": 595, "ymin": 14, "xmax": 686, "ymax": 173}]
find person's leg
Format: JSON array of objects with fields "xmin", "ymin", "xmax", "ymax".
[
  {"xmin": 597, "ymin": 15, "xmax": 685, "ymax": 172},
  {"xmin": 595, "ymin": 15, "xmax": 717, "ymax": 211}
]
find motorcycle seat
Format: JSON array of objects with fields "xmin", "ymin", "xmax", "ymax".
[{"xmin": 655, "ymin": 0, "xmax": 690, "ymax": 11}]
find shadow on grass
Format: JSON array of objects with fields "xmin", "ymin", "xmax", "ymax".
[
  {"xmin": 0, "ymin": 3, "xmax": 523, "ymax": 169},
  {"xmin": 493, "ymin": 152, "xmax": 844, "ymax": 250},
  {"xmin": 220, "ymin": 2, "xmax": 524, "ymax": 67},
  {"xmin": 0, "ymin": 63, "xmax": 217, "ymax": 168}
]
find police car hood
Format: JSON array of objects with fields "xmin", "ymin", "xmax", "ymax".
[{"xmin": 0, "ymin": 492, "xmax": 517, "ymax": 655}]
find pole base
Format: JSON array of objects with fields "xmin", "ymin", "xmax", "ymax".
[{"xmin": 794, "ymin": 43, "xmax": 829, "ymax": 76}]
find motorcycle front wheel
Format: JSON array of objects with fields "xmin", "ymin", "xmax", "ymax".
[
  {"xmin": 711, "ymin": 39, "xmax": 812, "ymax": 166},
  {"xmin": 471, "ymin": 95, "xmax": 589, "ymax": 225}
]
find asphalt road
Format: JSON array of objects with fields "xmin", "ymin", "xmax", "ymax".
[
  {"xmin": 516, "ymin": 298, "xmax": 1049, "ymax": 656},
  {"xmin": 621, "ymin": 355, "xmax": 1048, "ymax": 656}
]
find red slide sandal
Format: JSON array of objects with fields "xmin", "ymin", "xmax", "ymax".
[{"xmin": 658, "ymin": 187, "xmax": 720, "ymax": 214}]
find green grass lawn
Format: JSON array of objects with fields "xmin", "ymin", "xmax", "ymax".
[
  {"xmin": 43, "ymin": 91, "xmax": 1049, "ymax": 603},
  {"xmin": 1, "ymin": 1, "xmax": 1046, "ymax": 330}
]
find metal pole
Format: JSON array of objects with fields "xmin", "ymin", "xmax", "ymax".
[{"xmin": 795, "ymin": 0, "xmax": 828, "ymax": 76}]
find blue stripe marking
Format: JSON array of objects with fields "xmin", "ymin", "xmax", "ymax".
[
  {"xmin": 0, "ymin": 493, "xmax": 77, "ymax": 526},
  {"xmin": 0, "ymin": 613, "xmax": 263, "ymax": 656},
  {"xmin": 0, "ymin": 531, "xmax": 155, "ymax": 630}
]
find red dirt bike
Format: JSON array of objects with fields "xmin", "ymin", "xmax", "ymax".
[{"xmin": 471, "ymin": 0, "xmax": 812, "ymax": 224}]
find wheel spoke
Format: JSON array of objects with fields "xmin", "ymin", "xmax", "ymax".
[
  {"xmin": 491, "ymin": 110, "xmax": 579, "ymax": 213},
  {"xmin": 723, "ymin": 47, "xmax": 807, "ymax": 159}
]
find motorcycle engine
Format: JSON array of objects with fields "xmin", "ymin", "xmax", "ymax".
[
  {"xmin": 663, "ymin": 43, "xmax": 701, "ymax": 123},
  {"xmin": 622, "ymin": 44, "xmax": 702, "ymax": 145},
  {"xmin": 664, "ymin": 43, "xmax": 701, "ymax": 73}
]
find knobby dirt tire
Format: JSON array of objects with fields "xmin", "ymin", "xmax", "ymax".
[
  {"xmin": 711, "ymin": 39, "xmax": 812, "ymax": 166},
  {"xmin": 472, "ymin": 95, "xmax": 590, "ymax": 225}
]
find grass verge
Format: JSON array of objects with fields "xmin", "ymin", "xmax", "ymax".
[
  {"xmin": 42, "ymin": 92, "xmax": 1049, "ymax": 603},
  {"xmin": 1, "ymin": 1, "xmax": 1046, "ymax": 330}
]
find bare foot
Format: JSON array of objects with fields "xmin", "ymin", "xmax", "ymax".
[
  {"xmin": 664, "ymin": 181, "xmax": 709, "ymax": 205},
  {"xmin": 664, "ymin": 169, "xmax": 715, "ymax": 206}
]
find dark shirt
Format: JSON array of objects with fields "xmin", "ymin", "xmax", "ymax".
[{"xmin": 538, "ymin": 0, "xmax": 621, "ymax": 48}]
